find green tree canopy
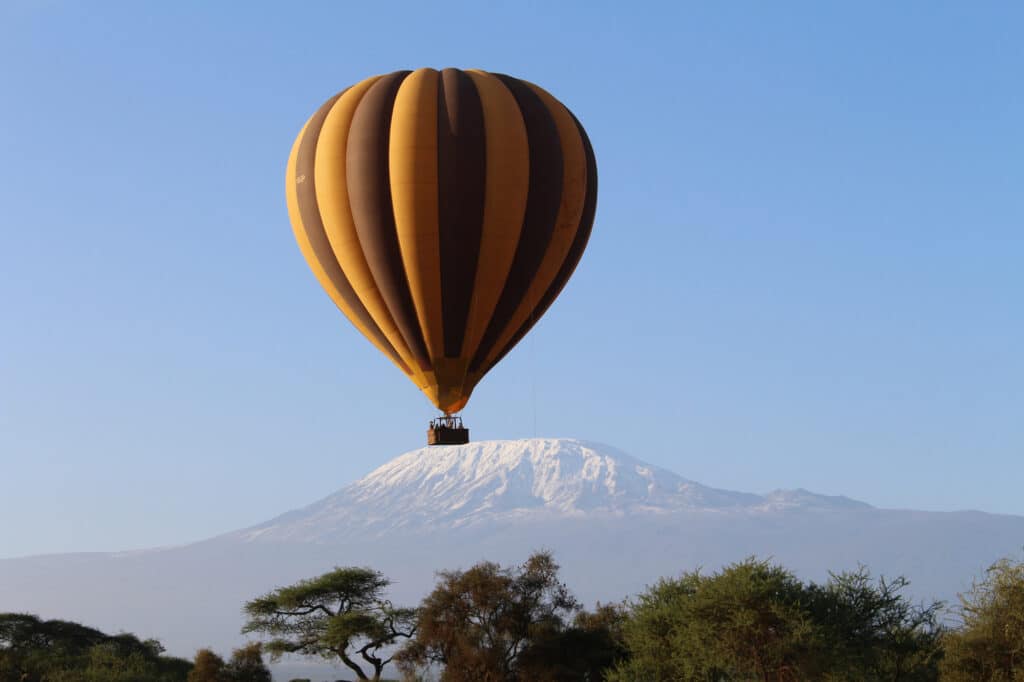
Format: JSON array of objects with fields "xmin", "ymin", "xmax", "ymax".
[
  {"xmin": 806, "ymin": 568, "xmax": 943, "ymax": 680},
  {"xmin": 607, "ymin": 558, "xmax": 814, "ymax": 681},
  {"xmin": 607, "ymin": 558, "xmax": 942, "ymax": 682},
  {"xmin": 942, "ymin": 556, "xmax": 1024, "ymax": 681},
  {"xmin": 242, "ymin": 566, "xmax": 415, "ymax": 681},
  {"xmin": 0, "ymin": 613, "xmax": 190, "ymax": 682}
]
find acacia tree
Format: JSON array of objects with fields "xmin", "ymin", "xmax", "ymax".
[
  {"xmin": 607, "ymin": 558, "xmax": 815, "ymax": 681},
  {"xmin": 397, "ymin": 552, "xmax": 583, "ymax": 681},
  {"xmin": 806, "ymin": 568, "xmax": 943, "ymax": 680},
  {"xmin": 607, "ymin": 558, "xmax": 942, "ymax": 682},
  {"xmin": 942, "ymin": 556, "xmax": 1024, "ymax": 680},
  {"xmin": 242, "ymin": 567, "xmax": 416, "ymax": 681}
]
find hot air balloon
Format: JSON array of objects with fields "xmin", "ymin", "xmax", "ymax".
[{"xmin": 286, "ymin": 68, "xmax": 597, "ymax": 444}]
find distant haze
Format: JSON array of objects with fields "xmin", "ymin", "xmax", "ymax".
[{"xmin": 2, "ymin": 439, "xmax": 1022, "ymax": 679}]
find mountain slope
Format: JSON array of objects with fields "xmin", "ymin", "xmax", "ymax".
[
  {"xmin": 1, "ymin": 437, "xmax": 1021, "ymax": 676},
  {"xmin": 236, "ymin": 438, "xmax": 868, "ymax": 542}
]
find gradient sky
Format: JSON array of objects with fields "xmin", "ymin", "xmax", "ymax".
[{"xmin": 2, "ymin": 1, "xmax": 1021, "ymax": 559}]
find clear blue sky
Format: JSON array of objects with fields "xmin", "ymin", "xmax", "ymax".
[{"xmin": 1, "ymin": 1, "xmax": 1021, "ymax": 559}]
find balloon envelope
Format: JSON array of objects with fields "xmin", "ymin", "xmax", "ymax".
[{"xmin": 287, "ymin": 68, "xmax": 597, "ymax": 413}]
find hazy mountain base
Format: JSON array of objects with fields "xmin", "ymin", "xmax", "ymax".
[
  {"xmin": 2, "ymin": 440, "xmax": 1023, "ymax": 678},
  {"xmin": 2, "ymin": 509, "xmax": 1021, "ymax": 668}
]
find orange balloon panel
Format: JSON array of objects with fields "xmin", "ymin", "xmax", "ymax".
[{"xmin": 286, "ymin": 68, "xmax": 597, "ymax": 413}]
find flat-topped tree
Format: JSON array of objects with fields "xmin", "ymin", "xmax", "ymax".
[{"xmin": 242, "ymin": 567, "xmax": 415, "ymax": 682}]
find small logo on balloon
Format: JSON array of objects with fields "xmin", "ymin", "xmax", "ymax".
[{"xmin": 296, "ymin": 174, "xmax": 306, "ymax": 184}]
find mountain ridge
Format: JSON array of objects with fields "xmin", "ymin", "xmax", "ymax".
[
  {"xmin": 234, "ymin": 438, "xmax": 870, "ymax": 542},
  {"xmin": 2, "ymin": 436, "xmax": 1023, "ymax": 676}
]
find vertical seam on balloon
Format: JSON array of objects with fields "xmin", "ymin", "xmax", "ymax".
[
  {"xmin": 454, "ymin": 70, "xmax": 529, "ymax": 396},
  {"xmin": 292, "ymin": 90, "xmax": 413, "ymax": 376},
  {"xmin": 483, "ymin": 112, "xmax": 597, "ymax": 374},
  {"xmin": 467, "ymin": 74, "xmax": 565, "ymax": 375},
  {"xmin": 473, "ymin": 82, "xmax": 588, "ymax": 375},
  {"xmin": 315, "ymin": 77, "xmax": 431, "ymax": 391},
  {"xmin": 436, "ymin": 68, "xmax": 487, "ymax": 360},
  {"xmin": 391, "ymin": 69, "xmax": 445, "ymax": 369},
  {"xmin": 346, "ymin": 70, "xmax": 434, "ymax": 375}
]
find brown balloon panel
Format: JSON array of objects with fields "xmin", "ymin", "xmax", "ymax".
[{"xmin": 286, "ymin": 68, "xmax": 597, "ymax": 419}]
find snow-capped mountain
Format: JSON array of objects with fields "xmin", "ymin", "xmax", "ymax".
[
  {"xmin": 2, "ymin": 437, "xmax": 1022, "ymax": 678},
  {"xmin": 238, "ymin": 439, "xmax": 866, "ymax": 542}
]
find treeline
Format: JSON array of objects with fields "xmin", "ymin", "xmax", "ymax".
[
  {"xmin": 0, "ymin": 614, "xmax": 189, "ymax": 681},
  {"xmin": 0, "ymin": 615, "xmax": 268, "ymax": 682},
  {"xmin": 3, "ymin": 554, "xmax": 1023, "ymax": 681},
  {"xmin": 244, "ymin": 553, "xmax": 1024, "ymax": 681}
]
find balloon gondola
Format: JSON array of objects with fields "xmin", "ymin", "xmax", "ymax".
[
  {"xmin": 427, "ymin": 414, "xmax": 470, "ymax": 446},
  {"xmin": 286, "ymin": 68, "xmax": 597, "ymax": 445}
]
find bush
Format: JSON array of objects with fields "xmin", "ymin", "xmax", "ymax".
[
  {"xmin": 941, "ymin": 556, "xmax": 1024, "ymax": 681},
  {"xmin": 607, "ymin": 558, "xmax": 942, "ymax": 681}
]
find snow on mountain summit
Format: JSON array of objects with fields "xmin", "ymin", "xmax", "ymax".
[{"xmin": 237, "ymin": 438, "xmax": 870, "ymax": 542}]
